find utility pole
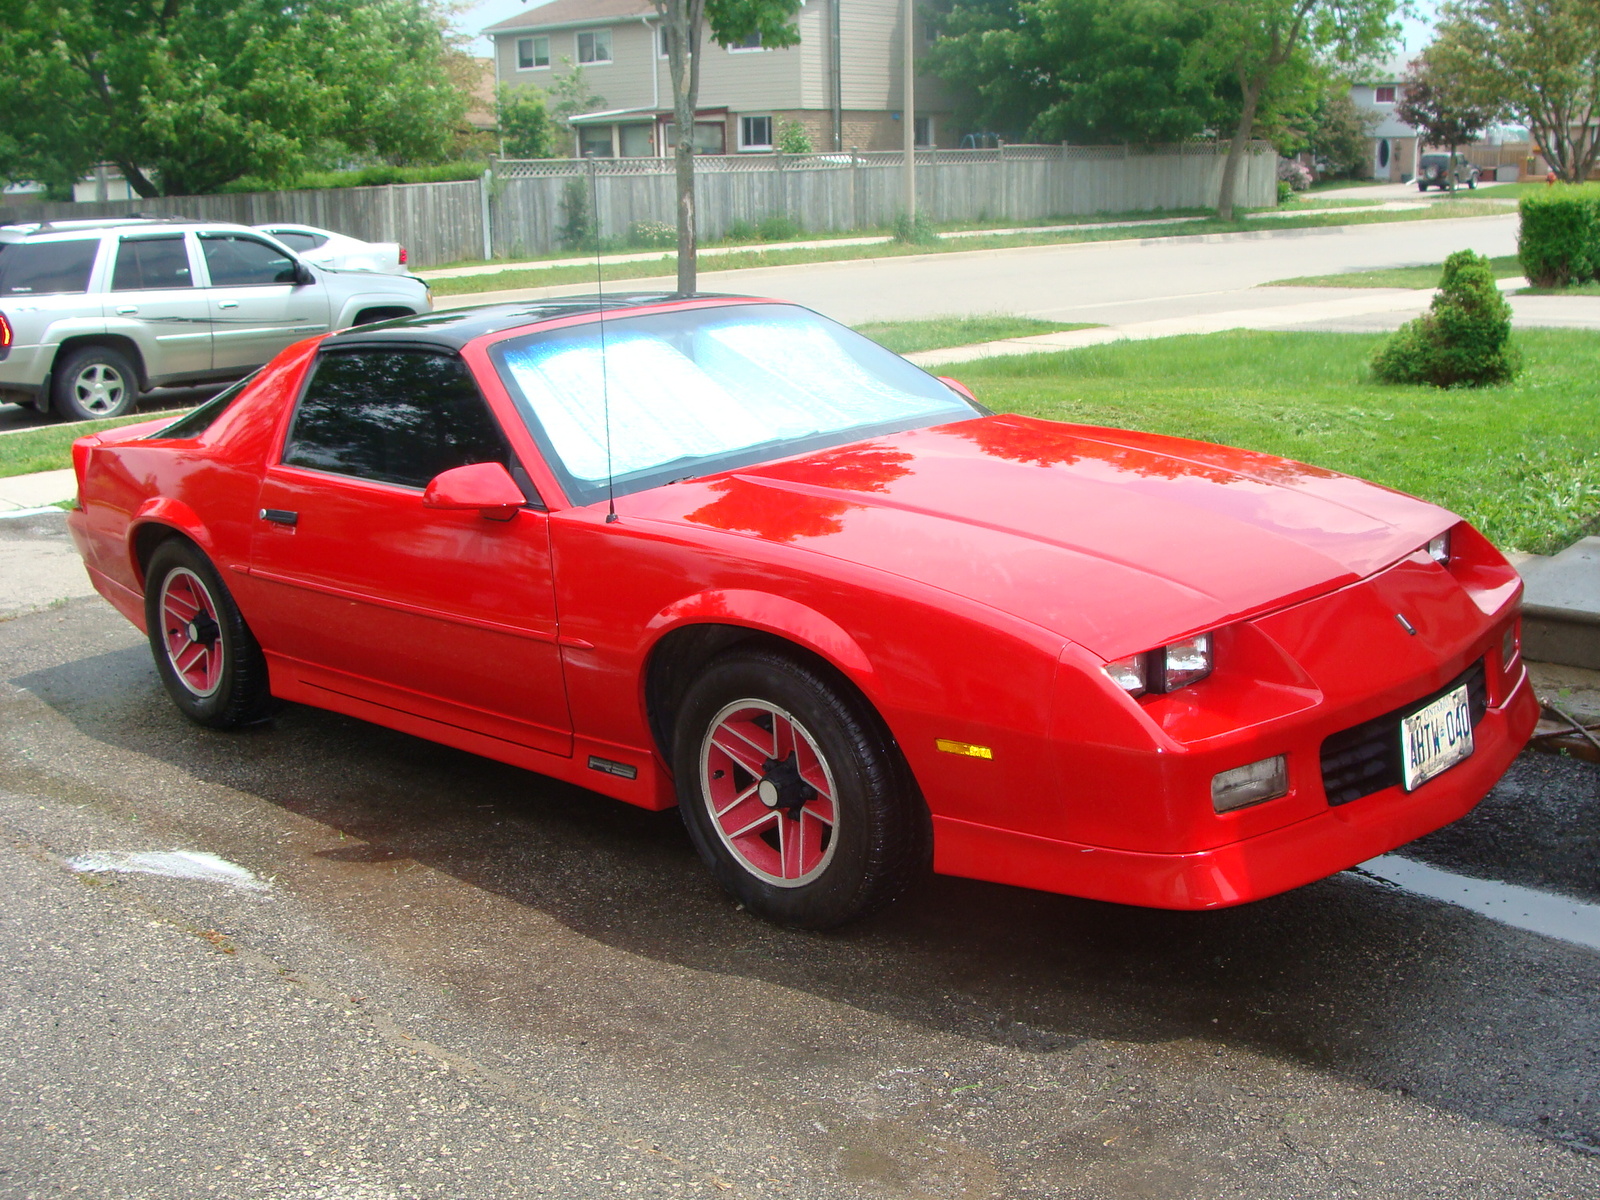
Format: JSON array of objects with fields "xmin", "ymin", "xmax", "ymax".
[{"xmin": 902, "ymin": 0, "xmax": 915, "ymax": 220}]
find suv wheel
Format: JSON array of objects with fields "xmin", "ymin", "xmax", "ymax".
[{"xmin": 53, "ymin": 345, "xmax": 140, "ymax": 421}]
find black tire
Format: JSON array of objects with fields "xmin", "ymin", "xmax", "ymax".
[
  {"xmin": 52, "ymin": 345, "xmax": 139, "ymax": 421},
  {"xmin": 1417, "ymin": 182, "xmax": 1429, "ymax": 191},
  {"xmin": 673, "ymin": 647, "xmax": 926, "ymax": 930},
  {"xmin": 352, "ymin": 307, "xmax": 413, "ymax": 326},
  {"xmin": 1468, "ymin": 176, "xmax": 1477, "ymax": 189},
  {"xmin": 144, "ymin": 539, "xmax": 274, "ymax": 729}
]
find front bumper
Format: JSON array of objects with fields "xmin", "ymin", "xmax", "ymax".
[{"xmin": 932, "ymin": 666, "xmax": 1538, "ymax": 908}]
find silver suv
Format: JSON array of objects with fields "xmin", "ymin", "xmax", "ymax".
[{"xmin": 0, "ymin": 217, "xmax": 432, "ymax": 420}]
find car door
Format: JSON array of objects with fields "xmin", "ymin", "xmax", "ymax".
[
  {"xmin": 102, "ymin": 232, "xmax": 211, "ymax": 380},
  {"xmin": 247, "ymin": 345, "xmax": 572, "ymax": 755},
  {"xmin": 198, "ymin": 231, "xmax": 330, "ymax": 371}
]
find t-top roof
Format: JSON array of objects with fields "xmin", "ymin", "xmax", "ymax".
[{"xmin": 323, "ymin": 293, "xmax": 757, "ymax": 351}]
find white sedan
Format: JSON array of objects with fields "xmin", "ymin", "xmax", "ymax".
[{"xmin": 253, "ymin": 223, "xmax": 409, "ymax": 275}]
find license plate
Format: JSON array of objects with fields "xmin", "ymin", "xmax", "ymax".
[{"xmin": 1401, "ymin": 684, "xmax": 1474, "ymax": 790}]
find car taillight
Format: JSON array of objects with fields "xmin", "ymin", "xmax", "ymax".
[
  {"xmin": 0, "ymin": 311, "xmax": 12, "ymax": 350},
  {"xmin": 398, "ymin": 246, "xmax": 408, "ymax": 265}
]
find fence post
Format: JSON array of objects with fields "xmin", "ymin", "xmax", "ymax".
[
  {"xmin": 850, "ymin": 147, "xmax": 861, "ymax": 229},
  {"xmin": 480, "ymin": 160, "xmax": 494, "ymax": 261}
]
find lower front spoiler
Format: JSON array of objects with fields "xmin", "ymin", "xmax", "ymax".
[{"xmin": 931, "ymin": 679, "xmax": 1540, "ymax": 910}]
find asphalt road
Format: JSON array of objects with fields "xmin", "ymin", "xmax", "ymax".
[
  {"xmin": 2, "ymin": 514, "xmax": 1599, "ymax": 1199},
  {"xmin": 437, "ymin": 213, "xmax": 1523, "ymax": 327}
]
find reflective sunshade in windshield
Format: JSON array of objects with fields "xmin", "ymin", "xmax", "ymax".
[{"xmin": 490, "ymin": 303, "xmax": 977, "ymax": 505}]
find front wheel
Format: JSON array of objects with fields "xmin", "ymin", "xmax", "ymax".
[
  {"xmin": 1467, "ymin": 176, "xmax": 1477, "ymax": 189},
  {"xmin": 674, "ymin": 648, "xmax": 926, "ymax": 929},
  {"xmin": 53, "ymin": 345, "xmax": 139, "ymax": 421},
  {"xmin": 144, "ymin": 539, "xmax": 275, "ymax": 728}
]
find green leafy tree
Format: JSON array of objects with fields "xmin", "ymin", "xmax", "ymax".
[
  {"xmin": 547, "ymin": 59, "xmax": 607, "ymax": 135},
  {"xmin": 655, "ymin": 0, "xmax": 803, "ymax": 293},
  {"xmin": 0, "ymin": 0, "xmax": 466, "ymax": 197},
  {"xmin": 1192, "ymin": 0, "xmax": 1401, "ymax": 219},
  {"xmin": 777, "ymin": 119, "xmax": 813, "ymax": 154},
  {"xmin": 1395, "ymin": 55, "xmax": 1494, "ymax": 189},
  {"xmin": 925, "ymin": 0, "xmax": 1223, "ymax": 144},
  {"xmin": 1428, "ymin": 0, "xmax": 1600, "ymax": 184},
  {"xmin": 1306, "ymin": 83, "xmax": 1377, "ymax": 177},
  {"xmin": 496, "ymin": 85, "xmax": 558, "ymax": 159}
]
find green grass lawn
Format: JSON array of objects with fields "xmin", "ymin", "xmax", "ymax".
[
  {"xmin": 1266, "ymin": 255, "xmax": 1525, "ymax": 289},
  {"xmin": 851, "ymin": 316, "xmax": 1098, "ymax": 354},
  {"xmin": 429, "ymin": 199, "xmax": 1516, "ymax": 298},
  {"xmin": 0, "ymin": 413, "xmax": 165, "ymax": 479},
  {"xmin": 943, "ymin": 328, "xmax": 1600, "ymax": 555}
]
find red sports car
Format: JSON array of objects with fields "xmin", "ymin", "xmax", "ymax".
[{"xmin": 67, "ymin": 294, "xmax": 1538, "ymax": 928}]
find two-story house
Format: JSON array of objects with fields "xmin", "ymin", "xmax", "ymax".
[
  {"xmin": 485, "ymin": 0, "xmax": 957, "ymax": 157},
  {"xmin": 1351, "ymin": 61, "xmax": 1418, "ymax": 182}
]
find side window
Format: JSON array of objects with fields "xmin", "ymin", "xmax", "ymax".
[
  {"xmin": 268, "ymin": 230, "xmax": 326, "ymax": 253},
  {"xmin": 0, "ymin": 239, "xmax": 100, "ymax": 296},
  {"xmin": 112, "ymin": 235, "xmax": 194, "ymax": 291},
  {"xmin": 282, "ymin": 350, "xmax": 513, "ymax": 490},
  {"xmin": 199, "ymin": 234, "xmax": 298, "ymax": 287}
]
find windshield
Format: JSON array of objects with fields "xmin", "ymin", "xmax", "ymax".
[{"xmin": 490, "ymin": 302, "xmax": 980, "ymax": 505}]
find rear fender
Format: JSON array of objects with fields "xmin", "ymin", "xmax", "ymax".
[{"xmin": 127, "ymin": 498, "xmax": 215, "ymax": 586}]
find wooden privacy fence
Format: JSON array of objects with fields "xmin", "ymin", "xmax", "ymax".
[{"xmin": 1, "ymin": 143, "xmax": 1274, "ymax": 268}]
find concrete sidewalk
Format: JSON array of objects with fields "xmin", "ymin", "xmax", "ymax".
[{"xmin": 0, "ymin": 468, "xmax": 75, "ymax": 514}]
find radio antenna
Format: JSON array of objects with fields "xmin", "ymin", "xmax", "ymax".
[{"xmin": 590, "ymin": 156, "xmax": 618, "ymax": 524}]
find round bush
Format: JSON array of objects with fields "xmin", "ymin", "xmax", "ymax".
[{"xmin": 1371, "ymin": 249, "xmax": 1520, "ymax": 387}]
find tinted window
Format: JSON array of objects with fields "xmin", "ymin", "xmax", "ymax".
[
  {"xmin": 199, "ymin": 234, "xmax": 298, "ymax": 286},
  {"xmin": 269, "ymin": 230, "xmax": 327, "ymax": 252},
  {"xmin": 112, "ymin": 235, "xmax": 193, "ymax": 290},
  {"xmin": 0, "ymin": 239, "xmax": 99, "ymax": 296},
  {"xmin": 283, "ymin": 350, "xmax": 511, "ymax": 489}
]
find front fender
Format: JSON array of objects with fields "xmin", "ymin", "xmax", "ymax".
[{"xmin": 645, "ymin": 588, "xmax": 878, "ymax": 687}]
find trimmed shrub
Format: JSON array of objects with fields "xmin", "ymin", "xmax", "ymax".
[
  {"xmin": 892, "ymin": 211, "xmax": 940, "ymax": 245},
  {"xmin": 1517, "ymin": 186, "xmax": 1600, "ymax": 286},
  {"xmin": 1371, "ymin": 249, "xmax": 1519, "ymax": 387},
  {"xmin": 557, "ymin": 176, "xmax": 595, "ymax": 251}
]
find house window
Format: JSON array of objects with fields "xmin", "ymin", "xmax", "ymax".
[
  {"xmin": 579, "ymin": 126, "xmax": 615, "ymax": 157},
  {"xmin": 619, "ymin": 124, "xmax": 654, "ymax": 157},
  {"xmin": 1375, "ymin": 86, "xmax": 1396, "ymax": 104},
  {"xmin": 664, "ymin": 121, "xmax": 727, "ymax": 154},
  {"xmin": 726, "ymin": 31, "xmax": 763, "ymax": 51},
  {"xmin": 914, "ymin": 116, "xmax": 934, "ymax": 148},
  {"xmin": 516, "ymin": 36, "xmax": 549, "ymax": 70},
  {"xmin": 577, "ymin": 30, "xmax": 612, "ymax": 64},
  {"xmin": 740, "ymin": 115, "xmax": 773, "ymax": 150}
]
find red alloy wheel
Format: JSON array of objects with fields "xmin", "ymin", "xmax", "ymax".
[
  {"xmin": 699, "ymin": 699, "xmax": 839, "ymax": 887},
  {"xmin": 159, "ymin": 567, "xmax": 226, "ymax": 699}
]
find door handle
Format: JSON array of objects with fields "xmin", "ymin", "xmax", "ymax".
[
  {"xmin": 259, "ymin": 509, "xmax": 298, "ymax": 527},
  {"xmin": 218, "ymin": 300, "xmax": 239, "ymax": 309},
  {"xmin": 115, "ymin": 306, "xmax": 137, "ymax": 314}
]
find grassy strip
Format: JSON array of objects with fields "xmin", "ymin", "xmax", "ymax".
[
  {"xmin": 944, "ymin": 328, "xmax": 1600, "ymax": 555},
  {"xmin": 430, "ymin": 199, "xmax": 1514, "ymax": 298},
  {"xmin": 0, "ymin": 413, "xmax": 164, "ymax": 479},
  {"xmin": 1265, "ymin": 255, "xmax": 1525, "ymax": 289},
  {"xmin": 851, "ymin": 316, "xmax": 1098, "ymax": 354}
]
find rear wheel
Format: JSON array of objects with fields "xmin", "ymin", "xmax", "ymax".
[
  {"xmin": 674, "ymin": 647, "xmax": 925, "ymax": 929},
  {"xmin": 53, "ymin": 345, "xmax": 139, "ymax": 421},
  {"xmin": 144, "ymin": 539, "xmax": 274, "ymax": 728}
]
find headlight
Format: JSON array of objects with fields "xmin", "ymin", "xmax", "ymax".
[
  {"xmin": 1426, "ymin": 531, "xmax": 1451, "ymax": 565},
  {"xmin": 1103, "ymin": 632, "xmax": 1214, "ymax": 697}
]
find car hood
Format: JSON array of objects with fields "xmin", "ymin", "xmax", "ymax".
[{"xmin": 624, "ymin": 415, "xmax": 1453, "ymax": 660}]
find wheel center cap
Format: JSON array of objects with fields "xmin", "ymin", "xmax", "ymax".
[
  {"xmin": 757, "ymin": 779, "xmax": 780, "ymax": 808},
  {"xmin": 757, "ymin": 751, "xmax": 815, "ymax": 816}
]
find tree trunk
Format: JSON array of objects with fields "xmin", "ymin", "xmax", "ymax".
[
  {"xmin": 675, "ymin": 136, "xmax": 696, "ymax": 295},
  {"xmin": 663, "ymin": 0, "xmax": 704, "ymax": 296},
  {"xmin": 115, "ymin": 160, "xmax": 161, "ymax": 200},
  {"xmin": 1216, "ymin": 83, "xmax": 1262, "ymax": 222}
]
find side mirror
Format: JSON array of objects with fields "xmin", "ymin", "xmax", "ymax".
[
  {"xmin": 422, "ymin": 462, "xmax": 525, "ymax": 521},
  {"xmin": 294, "ymin": 261, "xmax": 316, "ymax": 286}
]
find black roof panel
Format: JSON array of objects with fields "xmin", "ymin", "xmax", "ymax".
[{"xmin": 323, "ymin": 292, "xmax": 756, "ymax": 351}]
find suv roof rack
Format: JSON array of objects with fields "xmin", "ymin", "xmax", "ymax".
[{"xmin": 3, "ymin": 215, "xmax": 208, "ymax": 235}]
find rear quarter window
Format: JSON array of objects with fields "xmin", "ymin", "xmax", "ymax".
[{"xmin": 0, "ymin": 239, "xmax": 101, "ymax": 296}]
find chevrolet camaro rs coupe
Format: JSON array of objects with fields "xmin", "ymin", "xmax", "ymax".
[{"xmin": 67, "ymin": 294, "xmax": 1538, "ymax": 928}]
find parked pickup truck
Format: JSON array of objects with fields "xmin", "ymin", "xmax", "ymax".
[{"xmin": 0, "ymin": 216, "xmax": 431, "ymax": 420}]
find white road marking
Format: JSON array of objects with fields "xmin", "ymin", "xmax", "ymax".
[
  {"xmin": 68, "ymin": 849, "xmax": 271, "ymax": 892},
  {"xmin": 1355, "ymin": 854, "xmax": 1600, "ymax": 953}
]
